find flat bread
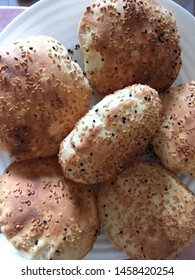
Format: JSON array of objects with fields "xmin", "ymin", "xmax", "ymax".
[
  {"xmin": 78, "ymin": 0, "xmax": 181, "ymax": 95},
  {"xmin": 0, "ymin": 157, "xmax": 99, "ymax": 260},
  {"xmin": 98, "ymin": 161, "xmax": 195, "ymax": 259}
]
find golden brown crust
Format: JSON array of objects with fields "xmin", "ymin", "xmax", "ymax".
[
  {"xmin": 78, "ymin": 0, "xmax": 182, "ymax": 95},
  {"xmin": 98, "ymin": 161, "xmax": 195, "ymax": 260},
  {"xmin": 59, "ymin": 84, "xmax": 163, "ymax": 184},
  {"xmin": 152, "ymin": 81, "xmax": 195, "ymax": 176},
  {"xmin": 0, "ymin": 157, "xmax": 99, "ymax": 260},
  {"xmin": 0, "ymin": 35, "xmax": 91, "ymax": 161}
]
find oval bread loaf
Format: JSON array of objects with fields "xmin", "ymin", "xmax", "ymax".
[
  {"xmin": 59, "ymin": 84, "xmax": 163, "ymax": 184},
  {"xmin": 98, "ymin": 161, "xmax": 195, "ymax": 260},
  {"xmin": 0, "ymin": 35, "xmax": 91, "ymax": 161},
  {"xmin": 152, "ymin": 81, "xmax": 195, "ymax": 176},
  {"xmin": 0, "ymin": 157, "xmax": 99, "ymax": 260},
  {"xmin": 78, "ymin": 0, "xmax": 181, "ymax": 95}
]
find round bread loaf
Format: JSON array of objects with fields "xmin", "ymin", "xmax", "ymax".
[
  {"xmin": 152, "ymin": 81, "xmax": 195, "ymax": 177},
  {"xmin": 78, "ymin": 0, "xmax": 181, "ymax": 96},
  {"xmin": 59, "ymin": 84, "xmax": 163, "ymax": 184},
  {"xmin": 0, "ymin": 35, "xmax": 91, "ymax": 161},
  {"xmin": 0, "ymin": 157, "xmax": 99, "ymax": 260},
  {"xmin": 98, "ymin": 161, "xmax": 195, "ymax": 260}
]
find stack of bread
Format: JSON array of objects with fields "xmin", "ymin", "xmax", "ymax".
[{"xmin": 0, "ymin": 0, "xmax": 194, "ymax": 260}]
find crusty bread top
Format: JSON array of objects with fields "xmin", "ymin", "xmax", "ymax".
[
  {"xmin": 78, "ymin": 0, "xmax": 181, "ymax": 95},
  {"xmin": 152, "ymin": 80, "xmax": 195, "ymax": 176},
  {"xmin": 0, "ymin": 157, "xmax": 99, "ymax": 260},
  {"xmin": 59, "ymin": 84, "xmax": 163, "ymax": 184},
  {"xmin": 98, "ymin": 161, "xmax": 195, "ymax": 260},
  {"xmin": 0, "ymin": 35, "xmax": 91, "ymax": 161}
]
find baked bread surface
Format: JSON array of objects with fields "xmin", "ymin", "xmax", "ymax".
[
  {"xmin": 98, "ymin": 161, "xmax": 195, "ymax": 260},
  {"xmin": 0, "ymin": 157, "xmax": 99, "ymax": 260},
  {"xmin": 59, "ymin": 84, "xmax": 163, "ymax": 184},
  {"xmin": 78, "ymin": 0, "xmax": 181, "ymax": 95},
  {"xmin": 0, "ymin": 35, "xmax": 91, "ymax": 161},
  {"xmin": 152, "ymin": 81, "xmax": 195, "ymax": 176}
]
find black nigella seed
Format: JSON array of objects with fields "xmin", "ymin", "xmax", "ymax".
[
  {"xmin": 56, "ymin": 250, "xmax": 61, "ymax": 254},
  {"xmin": 86, "ymin": 60, "xmax": 89, "ymax": 63},
  {"xmin": 111, "ymin": 133, "xmax": 115, "ymax": 137},
  {"xmin": 68, "ymin": 169, "xmax": 72, "ymax": 172},
  {"xmin": 81, "ymin": 169, "xmax": 85, "ymax": 172},
  {"xmin": 35, "ymin": 240, "xmax": 38, "ymax": 246},
  {"xmin": 52, "ymin": 46, "xmax": 56, "ymax": 50},
  {"xmin": 63, "ymin": 237, "xmax": 67, "ymax": 241},
  {"xmin": 120, "ymin": 230, "xmax": 123, "ymax": 234},
  {"xmin": 123, "ymin": 4, "xmax": 128, "ymax": 9},
  {"xmin": 164, "ymin": 187, "xmax": 169, "ymax": 191},
  {"xmin": 122, "ymin": 117, "xmax": 126, "ymax": 124},
  {"xmin": 90, "ymin": 152, "xmax": 93, "ymax": 156},
  {"xmin": 64, "ymin": 227, "xmax": 68, "ymax": 231},
  {"xmin": 105, "ymin": 214, "xmax": 108, "ymax": 217},
  {"xmin": 114, "ymin": 114, "xmax": 118, "ymax": 118},
  {"xmin": 29, "ymin": 46, "xmax": 33, "ymax": 50},
  {"xmin": 6, "ymin": 170, "xmax": 9, "ymax": 174},
  {"xmin": 136, "ymin": 230, "xmax": 140, "ymax": 233},
  {"xmin": 75, "ymin": 44, "xmax": 80, "ymax": 49},
  {"xmin": 93, "ymin": 120, "xmax": 96, "ymax": 123},
  {"xmin": 101, "ymin": 58, "xmax": 104, "ymax": 61},
  {"xmin": 95, "ymin": 109, "xmax": 99, "ymax": 112},
  {"xmin": 135, "ymin": 110, "xmax": 137, "ymax": 113},
  {"xmin": 80, "ymin": 162, "xmax": 84, "ymax": 166},
  {"xmin": 129, "ymin": 94, "xmax": 132, "ymax": 97}
]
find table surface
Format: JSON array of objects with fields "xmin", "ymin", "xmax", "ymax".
[{"xmin": 0, "ymin": 0, "xmax": 194, "ymax": 261}]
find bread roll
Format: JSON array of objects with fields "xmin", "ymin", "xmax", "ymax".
[
  {"xmin": 78, "ymin": 0, "xmax": 181, "ymax": 95},
  {"xmin": 0, "ymin": 157, "xmax": 99, "ymax": 260},
  {"xmin": 152, "ymin": 81, "xmax": 195, "ymax": 176},
  {"xmin": 59, "ymin": 84, "xmax": 162, "ymax": 184},
  {"xmin": 0, "ymin": 35, "xmax": 91, "ymax": 161},
  {"xmin": 98, "ymin": 161, "xmax": 195, "ymax": 260}
]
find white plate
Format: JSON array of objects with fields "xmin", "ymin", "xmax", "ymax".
[{"xmin": 0, "ymin": 0, "xmax": 195, "ymax": 260}]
